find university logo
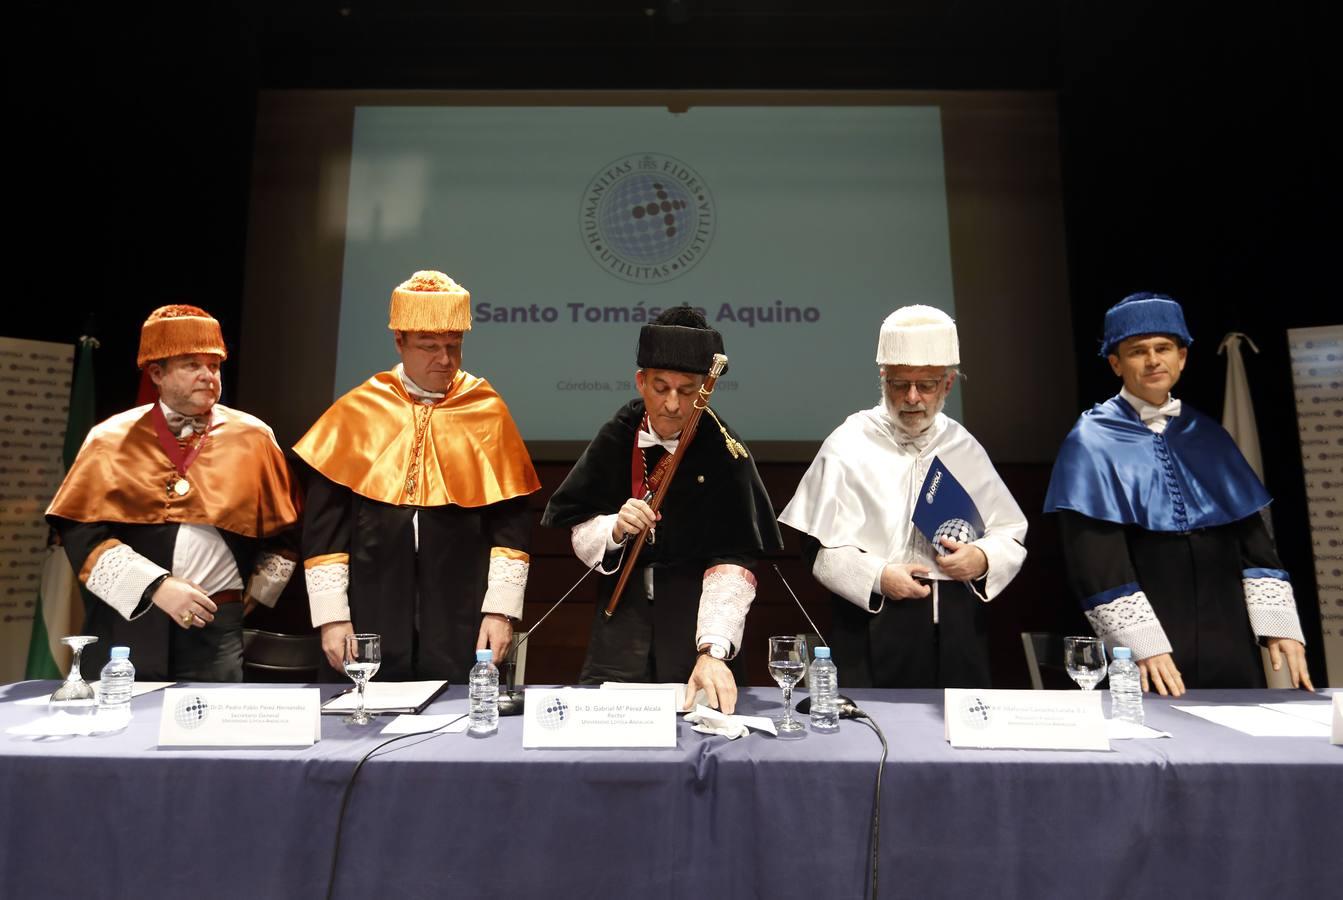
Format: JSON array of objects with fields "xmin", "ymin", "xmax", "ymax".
[
  {"xmin": 536, "ymin": 694, "xmax": 571, "ymax": 730},
  {"xmin": 580, "ymin": 153, "xmax": 715, "ymax": 284},
  {"xmin": 959, "ymin": 695, "xmax": 993, "ymax": 730},
  {"xmin": 174, "ymin": 694, "xmax": 209, "ymax": 729}
]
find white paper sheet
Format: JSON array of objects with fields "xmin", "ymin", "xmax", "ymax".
[
  {"xmin": 380, "ymin": 713, "xmax": 469, "ymax": 735},
  {"xmin": 1258, "ymin": 702, "xmax": 1334, "ymax": 726},
  {"xmin": 321, "ymin": 680, "xmax": 447, "ymax": 713},
  {"xmin": 13, "ymin": 681, "xmax": 176, "ymax": 707},
  {"xmin": 600, "ymin": 681, "xmax": 707, "ymax": 712},
  {"xmin": 1173, "ymin": 705, "xmax": 1332, "ymax": 737},
  {"xmin": 1106, "ymin": 718, "xmax": 1171, "ymax": 740}
]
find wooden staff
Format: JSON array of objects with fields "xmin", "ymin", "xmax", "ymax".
[{"xmin": 604, "ymin": 353, "xmax": 729, "ymax": 619}]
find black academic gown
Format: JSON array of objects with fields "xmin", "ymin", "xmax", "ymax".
[
  {"xmin": 541, "ymin": 400, "xmax": 782, "ymax": 685},
  {"xmin": 301, "ymin": 467, "xmax": 532, "ymax": 684},
  {"xmin": 800, "ymin": 536, "xmax": 993, "ymax": 689},
  {"xmin": 49, "ymin": 520, "xmax": 282, "ymax": 681},
  {"xmin": 1056, "ymin": 510, "xmax": 1272, "ymax": 688}
]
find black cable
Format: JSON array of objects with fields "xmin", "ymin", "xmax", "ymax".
[
  {"xmin": 855, "ymin": 712, "xmax": 888, "ymax": 900},
  {"xmin": 324, "ymin": 717, "xmax": 463, "ymax": 900}
]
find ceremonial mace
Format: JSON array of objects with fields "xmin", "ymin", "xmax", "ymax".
[{"xmin": 604, "ymin": 353, "xmax": 728, "ymax": 619}]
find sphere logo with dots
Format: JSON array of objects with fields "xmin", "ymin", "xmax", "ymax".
[
  {"xmin": 581, "ymin": 153, "xmax": 715, "ymax": 284},
  {"xmin": 173, "ymin": 694, "xmax": 210, "ymax": 729},
  {"xmin": 537, "ymin": 694, "xmax": 570, "ymax": 730}
]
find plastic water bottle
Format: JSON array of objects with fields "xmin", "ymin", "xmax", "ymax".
[
  {"xmin": 808, "ymin": 646, "xmax": 840, "ymax": 733},
  {"xmin": 468, "ymin": 648, "xmax": 499, "ymax": 736},
  {"xmin": 1108, "ymin": 646, "xmax": 1144, "ymax": 725},
  {"xmin": 96, "ymin": 646, "xmax": 135, "ymax": 732}
]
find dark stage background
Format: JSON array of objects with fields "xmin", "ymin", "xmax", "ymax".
[{"xmin": 9, "ymin": 1, "xmax": 1332, "ymax": 686}]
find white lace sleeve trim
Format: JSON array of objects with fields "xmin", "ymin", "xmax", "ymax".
[
  {"xmin": 482, "ymin": 556, "xmax": 529, "ymax": 619},
  {"xmin": 1083, "ymin": 590, "xmax": 1173, "ymax": 659},
  {"xmin": 571, "ymin": 514, "xmax": 625, "ymax": 573},
  {"xmin": 247, "ymin": 553, "xmax": 297, "ymax": 608},
  {"xmin": 1244, "ymin": 576, "xmax": 1305, "ymax": 644},
  {"xmin": 696, "ymin": 569, "xmax": 756, "ymax": 656},
  {"xmin": 306, "ymin": 563, "xmax": 351, "ymax": 627},
  {"xmin": 813, "ymin": 545, "xmax": 886, "ymax": 613},
  {"xmin": 85, "ymin": 544, "xmax": 169, "ymax": 622}
]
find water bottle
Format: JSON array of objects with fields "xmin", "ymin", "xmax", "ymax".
[
  {"xmin": 1108, "ymin": 646, "xmax": 1144, "ymax": 725},
  {"xmin": 96, "ymin": 646, "xmax": 135, "ymax": 732},
  {"xmin": 808, "ymin": 646, "xmax": 840, "ymax": 733},
  {"xmin": 468, "ymin": 648, "xmax": 499, "ymax": 736}
]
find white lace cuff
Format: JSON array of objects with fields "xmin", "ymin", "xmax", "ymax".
[
  {"xmin": 696, "ymin": 566, "xmax": 756, "ymax": 655},
  {"xmin": 85, "ymin": 543, "xmax": 169, "ymax": 621},
  {"xmin": 482, "ymin": 555, "xmax": 529, "ymax": 619},
  {"xmin": 813, "ymin": 545, "xmax": 886, "ymax": 614},
  {"xmin": 247, "ymin": 552, "xmax": 296, "ymax": 608},
  {"xmin": 571, "ymin": 514, "xmax": 625, "ymax": 573},
  {"xmin": 973, "ymin": 533, "xmax": 1027, "ymax": 601},
  {"xmin": 1244, "ymin": 576, "xmax": 1305, "ymax": 644},
  {"xmin": 306, "ymin": 562, "xmax": 351, "ymax": 627},
  {"xmin": 1083, "ymin": 589, "xmax": 1172, "ymax": 659}
]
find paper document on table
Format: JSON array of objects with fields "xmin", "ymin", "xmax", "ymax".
[
  {"xmin": 14, "ymin": 681, "xmax": 176, "ymax": 707},
  {"xmin": 601, "ymin": 681, "xmax": 706, "ymax": 712},
  {"xmin": 380, "ymin": 713, "xmax": 469, "ymax": 735},
  {"xmin": 1173, "ymin": 705, "xmax": 1331, "ymax": 737},
  {"xmin": 321, "ymin": 681, "xmax": 448, "ymax": 714},
  {"xmin": 1258, "ymin": 702, "xmax": 1333, "ymax": 726},
  {"xmin": 1106, "ymin": 719, "xmax": 1171, "ymax": 740}
]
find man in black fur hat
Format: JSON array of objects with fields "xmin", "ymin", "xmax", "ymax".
[{"xmin": 541, "ymin": 307, "xmax": 781, "ymax": 713}]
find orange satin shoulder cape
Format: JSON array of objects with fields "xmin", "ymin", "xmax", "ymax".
[
  {"xmin": 292, "ymin": 370, "xmax": 541, "ymax": 508},
  {"xmin": 46, "ymin": 404, "xmax": 301, "ymax": 538}
]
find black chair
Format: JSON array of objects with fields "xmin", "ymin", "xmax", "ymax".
[
  {"xmin": 242, "ymin": 628, "xmax": 324, "ymax": 683},
  {"xmin": 1020, "ymin": 632, "xmax": 1075, "ymax": 690}
]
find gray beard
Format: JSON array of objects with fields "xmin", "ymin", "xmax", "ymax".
[{"xmin": 882, "ymin": 390, "xmax": 944, "ymax": 436}]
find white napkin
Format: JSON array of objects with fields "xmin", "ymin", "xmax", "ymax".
[{"xmin": 684, "ymin": 704, "xmax": 778, "ymax": 739}]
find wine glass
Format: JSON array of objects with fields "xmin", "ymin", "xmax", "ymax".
[
  {"xmin": 48, "ymin": 635, "xmax": 98, "ymax": 718},
  {"xmin": 768, "ymin": 635, "xmax": 808, "ymax": 739},
  {"xmin": 1064, "ymin": 636, "xmax": 1107, "ymax": 691},
  {"xmin": 343, "ymin": 633, "xmax": 381, "ymax": 725}
]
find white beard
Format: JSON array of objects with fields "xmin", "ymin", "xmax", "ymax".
[{"xmin": 882, "ymin": 388, "xmax": 945, "ymax": 437}]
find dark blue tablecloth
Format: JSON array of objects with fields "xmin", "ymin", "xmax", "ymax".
[{"xmin": 1, "ymin": 682, "xmax": 1339, "ymax": 900}]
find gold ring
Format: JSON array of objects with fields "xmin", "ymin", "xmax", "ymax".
[{"xmin": 181, "ymin": 610, "xmax": 193, "ymax": 625}]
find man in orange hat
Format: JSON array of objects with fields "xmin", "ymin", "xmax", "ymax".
[
  {"xmin": 295, "ymin": 271, "xmax": 541, "ymax": 683},
  {"xmin": 47, "ymin": 305, "xmax": 301, "ymax": 681}
]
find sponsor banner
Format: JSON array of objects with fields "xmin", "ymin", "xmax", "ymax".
[
  {"xmin": 0, "ymin": 337, "xmax": 73, "ymax": 683},
  {"xmin": 1289, "ymin": 324, "xmax": 1343, "ymax": 687}
]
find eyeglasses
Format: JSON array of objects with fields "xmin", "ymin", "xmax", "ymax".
[{"xmin": 883, "ymin": 378, "xmax": 945, "ymax": 395}]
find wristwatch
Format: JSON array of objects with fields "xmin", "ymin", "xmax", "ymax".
[{"xmin": 698, "ymin": 642, "xmax": 727, "ymax": 660}]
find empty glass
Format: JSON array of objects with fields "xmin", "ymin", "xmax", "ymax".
[
  {"xmin": 1064, "ymin": 636, "xmax": 1107, "ymax": 691},
  {"xmin": 48, "ymin": 635, "xmax": 98, "ymax": 718}
]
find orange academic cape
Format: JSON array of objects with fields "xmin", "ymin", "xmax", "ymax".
[
  {"xmin": 292, "ymin": 369, "xmax": 540, "ymax": 682},
  {"xmin": 47, "ymin": 403, "xmax": 300, "ymax": 536},
  {"xmin": 292, "ymin": 369, "xmax": 540, "ymax": 507}
]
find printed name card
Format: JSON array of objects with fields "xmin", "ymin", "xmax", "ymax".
[
  {"xmin": 1333, "ymin": 694, "xmax": 1342, "ymax": 746},
  {"xmin": 945, "ymin": 688, "xmax": 1110, "ymax": 751},
  {"xmin": 523, "ymin": 688, "xmax": 677, "ymax": 748},
  {"xmin": 157, "ymin": 688, "xmax": 321, "ymax": 747}
]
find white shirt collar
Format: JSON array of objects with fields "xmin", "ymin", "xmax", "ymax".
[
  {"xmin": 396, "ymin": 363, "xmax": 445, "ymax": 403},
  {"xmin": 1119, "ymin": 386, "xmax": 1181, "ymax": 432}
]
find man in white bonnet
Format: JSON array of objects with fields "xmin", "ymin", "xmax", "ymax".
[{"xmin": 779, "ymin": 306, "xmax": 1028, "ymax": 687}]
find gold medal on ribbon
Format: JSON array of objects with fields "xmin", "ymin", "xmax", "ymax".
[{"xmin": 173, "ymin": 478, "xmax": 190, "ymax": 496}]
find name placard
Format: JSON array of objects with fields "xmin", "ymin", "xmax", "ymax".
[
  {"xmin": 157, "ymin": 688, "xmax": 321, "ymax": 747},
  {"xmin": 523, "ymin": 688, "xmax": 677, "ymax": 748},
  {"xmin": 1333, "ymin": 694, "xmax": 1342, "ymax": 746},
  {"xmin": 945, "ymin": 688, "xmax": 1110, "ymax": 751}
]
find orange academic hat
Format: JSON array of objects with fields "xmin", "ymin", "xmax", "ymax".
[
  {"xmin": 388, "ymin": 270, "xmax": 472, "ymax": 333},
  {"xmin": 136, "ymin": 305, "xmax": 228, "ymax": 368}
]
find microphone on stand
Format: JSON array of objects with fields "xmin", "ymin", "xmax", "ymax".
[
  {"xmin": 771, "ymin": 563, "xmax": 865, "ymax": 720},
  {"xmin": 497, "ymin": 559, "xmax": 601, "ymax": 717}
]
